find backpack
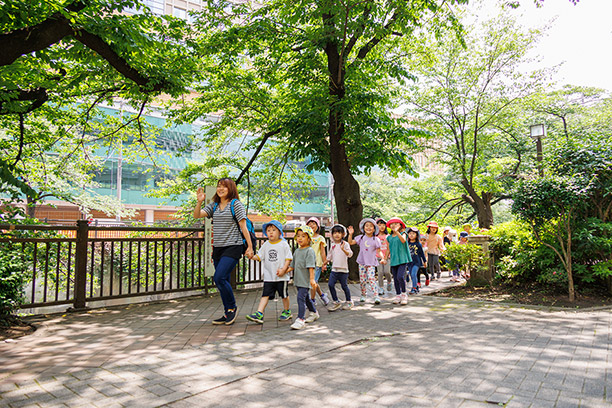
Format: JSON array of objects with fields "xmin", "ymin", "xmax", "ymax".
[{"xmin": 212, "ymin": 199, "xmax": 257, "ymax": 254}]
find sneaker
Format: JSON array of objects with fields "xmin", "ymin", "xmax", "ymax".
[
  {"xmin": 305, "ymin": 311, "xmax": 320, "ymax": 323},
  {"xmin": 279, "ymin": 309, "xmax": 293, "ymax": 321},
  {"xmin": 329, "ymin": 301, "xmax": 342, "ymax": 312},
  {"xmin": 359, "ymin": 296, "xmax": 366, "ymax": 303},
  {"xmin": 400, "ymin": 293, "xmax": 408, "ymax": 305},
  {"xmin": 409, "ymin": 288, "xmax": 417, "ymax": 295},
  {"xmin": 387, "ymin": 283, "xmax": 392, "ymax": 292},
  {"xmin": 225, "ymin": 307, "xmax": 238, "ymax": 325},
  {"xmin": 342, "ymin": 301, "xmax": 353, "ymax": 310},
  {"xmin": 320, "ymin": 293, "xmax": 331, "ymax": 306},
  {"xmin": 425, "ymin": 279, "xmax": 430, "ymax": 286},
  {"xmin": 291, "ymin": 318, "xmax": 306, "ymax": 330},
  {"xmin": 417, "ymin": 282, "xmax": 421, "ymax": 288},
  {"xmin": 378, "ymin": 289, "xmax": 385, "ymax": 296},
  {"xmin": 246, "ymin": 311, "xmax": 264, "ymax": 324},
  {"xmin": 393, "ymin": 295, "xmax": 401, "ymax": 304},
  {"xmin": 311, "ymin": 298, "xmax": 317, "ymax": 307},
  {"xmin": 437, "ymin": 272, "xmax": 441, "ymax": 279},
  {"xmin": 374, "ymin": 296, "xmax": 381, "ymax": 305},
  {"xmin": 212, "ymin": 315, "xmax": 227, "ymax": 325}
]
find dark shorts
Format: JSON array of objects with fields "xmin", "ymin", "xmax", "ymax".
[
  {"xmin": 212, "ymin": 245, "xmax": 244, "ymax": 263},
  {"xmin": 262, "ymin": 281, "xmax": 289, "ymax": 300}
]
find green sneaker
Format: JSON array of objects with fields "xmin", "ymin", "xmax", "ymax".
[
  {"xmin": 279, "ymin": 309, "xmax": 292, "ymax": 321},
  {"xmin": 246, "ymin": 311, "xmax": 264, "ymax": 324}
]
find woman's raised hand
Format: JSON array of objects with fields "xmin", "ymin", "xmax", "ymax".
[{"xmin": 196, "ymin": 187, "xmax": 205, "ymax": 202}]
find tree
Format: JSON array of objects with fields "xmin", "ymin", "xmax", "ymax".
[
  {"xmin": 0, "ymin": 0, "xmax": 195, "ymax": 217},
  {"xmin": 404, "ymin": 9, "xmax": 545, "ymax": 228},
  {"xmin": 177, "ymin": 0, "xmax": 467, "ymax": 242}
]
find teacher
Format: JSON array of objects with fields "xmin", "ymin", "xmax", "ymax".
[{"xmin": 194, "ymin": 178, "xmax": 254, "ymax": 325}]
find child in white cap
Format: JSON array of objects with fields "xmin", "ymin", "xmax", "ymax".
[{"xmin": 348, "ymin": 218, "xmax": 383, "ymax": 304}]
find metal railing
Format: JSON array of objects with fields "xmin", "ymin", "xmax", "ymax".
[{"xmin": 0, "ymin": 221, "xmax": 283, "ymax": 312}]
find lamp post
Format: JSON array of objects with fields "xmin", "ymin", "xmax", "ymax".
[{"xmin": 530, "ymin": 124, "xmax": 546, "ymax": 177}]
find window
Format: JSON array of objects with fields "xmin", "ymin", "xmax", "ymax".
[{"xmin": 173, "ymin": 7, "xmax": 186, "ymax": 20}]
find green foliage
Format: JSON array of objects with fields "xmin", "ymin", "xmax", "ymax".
[
  {"xmin": 443, "ymin": 243, "xmax": 488, "ymax": 278},
  {"xmin": 1, "ymin": 0, "xmax": 196, "ymax": 216},
  {"xmin": 0, "ymin": 249, "xmax": 28, "ymax": 317}
]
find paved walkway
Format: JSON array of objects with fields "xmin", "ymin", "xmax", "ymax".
[{"xmin": 1, "ymin": 276, "xmax": 611, "ymax": 407}]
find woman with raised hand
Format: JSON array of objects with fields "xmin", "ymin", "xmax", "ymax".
[{"xmin": 194, "ymin": 178, "xmax": 254, "ymax": 325}]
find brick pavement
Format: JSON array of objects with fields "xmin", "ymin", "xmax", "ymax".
[{"xmin": 1, "ymin": 276, "xmax": 611, "ymax": 407}]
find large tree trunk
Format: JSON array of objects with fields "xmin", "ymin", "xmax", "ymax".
[
  {"xmin": 326, "ymin": 39, "xmax": 363, "ymax": 280},
  {"xmin": 461, "ymin": 179, "xmax": 494, "ymax": 229},
  {"xmin": 26, "ymin": 195, "xmax": 36, "ymax": 219}
]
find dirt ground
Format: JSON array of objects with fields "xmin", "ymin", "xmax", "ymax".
[
  {"xmin": 0, "ymin": 316, "xmax": 36, "ymax": 342},
  {"xmin": 432, "ymin": 282, "xmax": 612, "ymax": 309}
]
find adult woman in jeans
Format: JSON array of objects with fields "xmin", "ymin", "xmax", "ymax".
[{"xmin": 194, "ymin": 178, "xmax": 254, "ymax": 325}]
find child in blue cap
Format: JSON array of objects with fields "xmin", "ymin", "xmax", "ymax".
[{"xmin": 246, "ymin": 220, "xmax": 293, "ymax": 323}]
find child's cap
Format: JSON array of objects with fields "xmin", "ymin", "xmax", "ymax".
[
  {"xmin": 462, "ymin": 223, "xmax": 472, "ymax": 229},
  {"xmin": 443, "ymin": 226, "xmax": 452, "ymax": 232},
  {"xmin": 359, "ymin": 218, "xmax": 379, "ymax": 235},
  {"xmin": 295, "ymin": 225, "xmax": 314, "ymax": 239},
  {"xmin": 427, "ymin": 221, "xmax": 439, "ymax": 229},
  {"xmin": 262, "ymin": 220, "xmax": 284, "ymax": 238},
  {"xmin": 306, "ymin": 216, "xmax": 320, "ymax": 231},
  {"xmin": 408, "ymin": 226, "xmax": 419, "ymax": 234},
  {"xmin": 331, "ymin": 224, "xmax": 348, "ymax": 238},
  {"xmin": 386, "ymin": 217, "xmax": 406, "ymax": 230},
  {"xmin": 459, "ymin": 231, "xmax": 469, "ymax": 238},
  {"xmin": 375, "ymin": 217, "xmax": 387, "ymax": 225}
]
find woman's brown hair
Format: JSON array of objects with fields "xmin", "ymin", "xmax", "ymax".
[{"xmin": 212, "ymin": 178, "xmax": 240, "ymax": 203}]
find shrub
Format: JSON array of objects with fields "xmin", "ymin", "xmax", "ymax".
[{"xmin": 0, "ymin": 249, "xmax": 29, "ymax": 320}]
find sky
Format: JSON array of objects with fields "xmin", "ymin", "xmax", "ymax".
[{"xmin": 506, "ymin": 0, "xmax": 612, "ymax": 91}]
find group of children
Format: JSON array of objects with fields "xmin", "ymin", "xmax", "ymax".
[{"xmin": 245, "ymin": 216, "xmax": 472, "ymax": 330}]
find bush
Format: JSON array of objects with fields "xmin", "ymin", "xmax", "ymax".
[
  {"xmin": 0, "ymin": 249, "xmax": 29, "ymax": 319},
  {"xmin": 443, "ymin": 243, "xmax": 489, "ymax": 284}
]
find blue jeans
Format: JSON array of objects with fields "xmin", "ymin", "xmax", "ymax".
[
  {"xmin": 391, "ymin": 264, "xmax": 407, "ymax": 294},
  {"xmin": 213, "ymin": 256, "xmax": 240, "ymax": 313},
  {"xmin": 407, "ymin": 263, "xmax": 419, "ymax": 290},
  {"xmin": 296, "ymin": 287, "xmax": 316, "ymax": 319},
  {"xmin": 328, "ymin": 271, "xmax": 351, "ymax": 302}
]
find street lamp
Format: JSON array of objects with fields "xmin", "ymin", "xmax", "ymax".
[{"xmin": 529, "ymin": 124, "xmax": 546, "ymax": 177}]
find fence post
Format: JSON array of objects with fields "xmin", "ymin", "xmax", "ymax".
[{"xmin": 72, "ymin": 220, "xmax": 89, "ymax": 310}]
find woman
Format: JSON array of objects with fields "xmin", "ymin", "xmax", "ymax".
[{"xmin": 194, "ymin": 178, "xmax": 254, "ymax": 325}]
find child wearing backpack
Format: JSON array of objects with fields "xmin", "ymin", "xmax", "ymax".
[
  {"xmin": 326, "ymin": 224, "xmax": 354, "ymax": 311},
  {"xmin": 246, "ymin": 220, "xmax": 293, "ymax": 324},
  {"xmin": 385, "ymin": 217, "xmax": 411, "ymax": 305}
]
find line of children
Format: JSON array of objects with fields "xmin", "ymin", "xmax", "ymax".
[{"xmin": 245, "ymin": 217, "xmax": 457, "ymax": 330}]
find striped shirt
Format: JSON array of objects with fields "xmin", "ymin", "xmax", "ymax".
[{"xmin": 203, "ymin": 200, "xmax": 246, "ymax": 248}]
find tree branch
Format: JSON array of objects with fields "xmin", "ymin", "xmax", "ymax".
[
  {"xmin": 417, "ymin": 197, "xmax": 465, "ymax": 224},
  {"xmin": 236, "ymin": 128, "xmax": 282, "ymax": 184}
]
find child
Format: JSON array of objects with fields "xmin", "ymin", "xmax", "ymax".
[
  {"xmin": 376, "ymin": 218, "xmax": 392, "ymax": 295},
  {"xmin": 326, "ymin": 224, "xmax": 354, "ymax": 311},
  {"xmin": 462, "ymin": 223, "xmax": 473, "ymax": 236},
  {"xmin": 287, "ymin": 225, "xmax": 319, "ymax": 330},
  {"xmin": 426, "ymin": 221, "xmax": 446, "ymax": 280},
  {"xmin": 306, "ymin": 217, "xmax": 331, "ymax": 307},
  {"xmin": 417, "ymin": 234, "xmax": 429, "ymax": 286},
  {"xmin": 406, "ymin": 227, "xmax": 427, "ymax": 294},
  {"xmin": 246, "ymin": 220, "xmax": 293, "ymax": 324},
  {"xmin": 385, "ymin": 217, "xmax": 411, "ymax": 305},
  {"xmin": 347, "ymin": 218, "xmax": 383, "ymax": 304}
]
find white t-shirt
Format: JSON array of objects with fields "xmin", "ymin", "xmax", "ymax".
[{"xmin": 257, "ymin": 240, "xmax": 293, "ymax": 282}]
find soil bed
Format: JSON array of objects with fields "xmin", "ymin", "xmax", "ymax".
[
  {"xmin": 0, "ymin": 316, "xmax": 36, "ymax": 341},
  {"xmin": 432, "ymin": 282, "xmax": 612, "ymax": 309}
]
